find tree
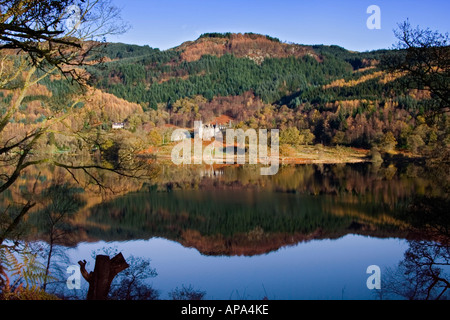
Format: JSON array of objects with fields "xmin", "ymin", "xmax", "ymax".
[
  {"xmin": 280, "ymin": 127, "xmax": 303, "ymax": 146},
  {"xmin": 378, "ymin": 131, "xmax": 397, "ymax": 153},
  {"xmin": 280, "ymin": 126, "xmax": 315, "ymax": 147},
  {"xmin": 0, "ymin": 0, "xmax": 152, "ymax": 299},
  {"xmin": 382, "ymin": 20, "xmax": 449, "ymax": 116},
  {"xmin": 108, "ymin": 255, "xmax": 159, "ymax": 300},
  {"xmin": 381, "ymin": 196, "xmax": 450, "ymax": 300},
  {"xmin": 148, "ymin": 129, "xmax": 163, "ymax": 146},
  {"xmin": 0, "ymin": 0, "xmax": 127, "ymax": 82},
  {"xmin": 169, "ymin": 285, "xmax": 206, "ymax": 300},
  {"xmin": 382, "ymin": 240, "xmax": 449, "ymax": 300},
  {"xmin": 78, "ymin": 253, "xmax": 129, "ymax": 300},
  {"xmin": 33, "ymin": 183, "xmax": 85, "ymax": 292},
  {"xmin": 0, "ymin": 0, "xmax": 147, "ymax": 245}
]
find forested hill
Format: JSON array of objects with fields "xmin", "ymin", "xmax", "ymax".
[
  {"xmin": 12, "ymin": 32, "xmax": 446, "ymax": 155},
  {"xmin": 88, "ymin": 33, "xmax": 370, "ymax": 109}
]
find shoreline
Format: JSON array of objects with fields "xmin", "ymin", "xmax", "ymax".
[{"xmin": 148, "ymin": 144, "xmax": 429, "ymax": 166}]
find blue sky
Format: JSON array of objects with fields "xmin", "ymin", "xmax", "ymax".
[{"xmin": 107, "ymin": 0, "xmax": 450, "ymax": 52}]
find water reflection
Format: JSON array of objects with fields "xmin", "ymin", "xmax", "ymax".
[
  {"xmin": 381, "ymin": 196, "xmax": 450, "ymax": 300},
  {"xmin": 382, "ymin": 240, "xmax": 450, "ymax": 300},
  {"xmin": 1, "ymin": 162, "xmax": 449, "ymax": 299},
  {"xmin": 60, "ymin": 235, "xmax": 409, "ymax": 300},
  {"xmin": 67, "ymin": 163, "xmax": 446, "ymax": 257}
]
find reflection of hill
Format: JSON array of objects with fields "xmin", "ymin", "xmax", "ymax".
[
  {"xmin": 0, "ymin": 164, "xmax": 146, "ymax": 245},
  {"xmin": 15, "ymin": 163, "xmax": 449, "ymax": 256},
  {"xmin": 70, "ymin": 189, "xmax": 413, "ymax": 256}
]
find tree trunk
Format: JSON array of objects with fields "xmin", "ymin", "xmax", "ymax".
[{"xmin": 79, "ymin": 253, "xmax": 129, "ymax": 300}]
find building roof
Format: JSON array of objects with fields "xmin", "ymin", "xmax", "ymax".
[{"xmin": 210, "ymin": 115, "xmax": 234, "ymax": 125}]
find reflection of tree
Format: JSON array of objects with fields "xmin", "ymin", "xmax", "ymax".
[
  {"xmin": 33, "ymin": 183, "xmax": 85, "ymax": 292},
  {"xmin": 382, "ymin": 196, "xmax": 450, "ymax": 300},
  {"xmin": 1, "ymin": 182, "xmax": 86, "ymax": 299},
  {"xmin": 169, "ymin": 285, "xmax": 206, "ymax": 300},
  {"xmin": 0, "ymin": 0, "xmax": 130, "ymax": 221},
  {"xmin": 0, "ymin": 0, "xmax": 151, "ymax": 299},
  {"xmin": 108, "ymin": 255, "xmax": 159, "ymax": 300},
  {"xmin": 382, "ymin": 240, "xmax": 449, "ymax": 300}
]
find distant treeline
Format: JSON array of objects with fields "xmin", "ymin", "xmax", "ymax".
[{"xmin": 199, "ymin": 32, "xmax": 281, "ymax": 43}]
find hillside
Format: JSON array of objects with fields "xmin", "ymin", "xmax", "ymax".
[
  {"xmin": 174, "ymin": 32, "xmax": 321, "ymax": 64},
  {"xmin": 3, "ymin": 32, "xmax": 448, "ymax": 158}
]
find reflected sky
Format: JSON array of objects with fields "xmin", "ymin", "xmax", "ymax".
[{"xmin": 65, "ymin": 234, "xmax": 409, "ymax": 300}]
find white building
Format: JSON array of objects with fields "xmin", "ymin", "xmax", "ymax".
[
  {"xmin": 112, "ymin": 122, "xmax": 125, "ymax": 129},
  {"xmin": 201, "ymin": 124, "xmax": 221, "ymax": 140},
  {"xmin": 200, "ymin": 116, "xmax": 233, "ymax": 140},
  {"xmin": 171, "ymin": 130, "xmax": 191, "ymax": 142}
]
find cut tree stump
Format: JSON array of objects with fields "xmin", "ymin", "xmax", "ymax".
[{"xmin": 78, "ymin": 253, "xmax": 129, "ymax": 300}]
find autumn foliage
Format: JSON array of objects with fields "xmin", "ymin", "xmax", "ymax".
[{"xmin": 177, "ymin": 33, "xmax": 319, "ymax": 64}]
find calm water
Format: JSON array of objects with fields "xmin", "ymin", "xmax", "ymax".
[
  {"xmin": 5, "ymin": 162, "xmax": 450, "ymax": 300},
  {"xmin": 64, "ymin": 235, "xmax": 409, "ymax": 300}
]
